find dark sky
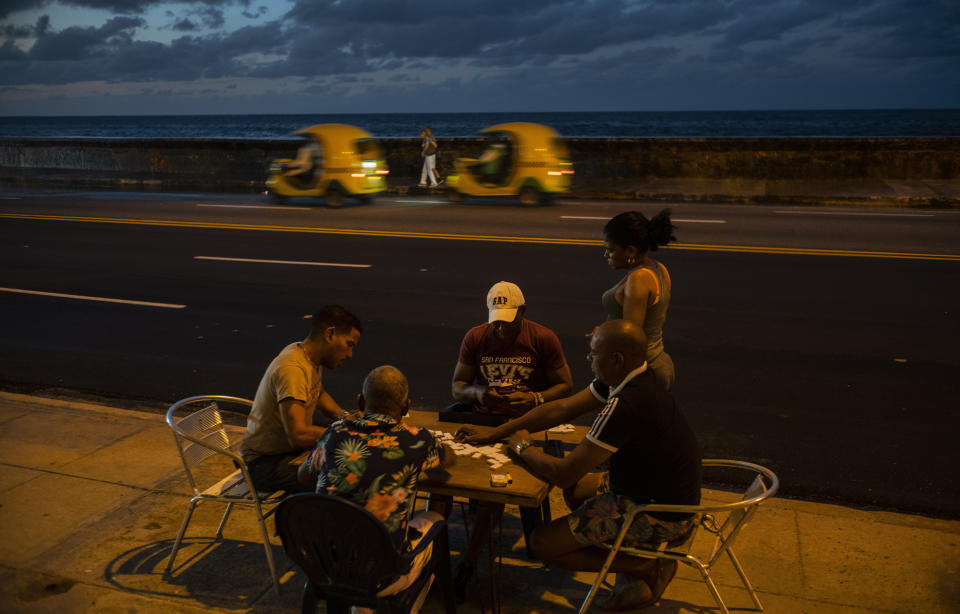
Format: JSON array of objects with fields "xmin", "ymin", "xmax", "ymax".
[{"xmin": 0, "ymin": 0, "xmax": 958, "ymax": 115}]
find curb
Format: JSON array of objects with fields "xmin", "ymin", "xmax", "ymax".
[{"xmin": 0, "ymin": 390, "xmax": 164, "ymax": 422}]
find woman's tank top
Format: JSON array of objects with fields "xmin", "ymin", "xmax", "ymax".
[{"xmin": 601, "ymin": 261, "xmax": 671, "ymax": 361}]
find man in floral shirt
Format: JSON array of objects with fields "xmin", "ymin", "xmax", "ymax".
[{"xmin": 300, "ymin": 365, "xmax": 455, "ymax": 545}]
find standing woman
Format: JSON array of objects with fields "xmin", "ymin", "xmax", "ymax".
[
  {"xmin": 418, "ymin": 127, "xmax": 440, "ymax": 187},
  {"xmin": 601, "ymin": 210, "xmax": 678, "ymax": 390}
]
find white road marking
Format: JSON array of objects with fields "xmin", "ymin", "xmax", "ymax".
[
  {"xmin": 394, "ymin": 199, "xmax": 448, "ymax": 204},
  {"xmin": 561, "ymin": 215, "xmax": 726, "ymax": 223},
  {"xmin": 774, "ymin": 210, "xmax": 935, "ymax": 217},
  {"xmin": 194, "ymin": 256, "xmax": 371, "ymax": 268},
  {"xmin": 0, "ymin": 287, "xmax": 185, "ymax": 308},
  {"xmin": 196, "ymin": 203, "xmax": 309, "ymax": 210}
]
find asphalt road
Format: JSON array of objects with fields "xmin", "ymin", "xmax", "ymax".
[{"xmin": 2, "ymin": 191, "xmax": 958, "ymax": 517}]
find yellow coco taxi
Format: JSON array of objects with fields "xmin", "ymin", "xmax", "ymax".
[
  {"xmin": 446, "ymin": 122, "xmax": 574, "ymax": 206},
  {"xmin": 265, "ymin": 124, "xmax": 389, "ymax": 207}
]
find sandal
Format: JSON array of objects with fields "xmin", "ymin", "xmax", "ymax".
[
  {"xmin": 598, "ymin": 574, "xmax": 653, "ymax": 611},
  {"xmin": 641, "ymin": 559, "xmax": 678, "ymax": 607}
]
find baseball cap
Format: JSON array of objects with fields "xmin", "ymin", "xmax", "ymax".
[{"xmin": 487, "ymin": 281, "xmax": 525, "ymax": 323}]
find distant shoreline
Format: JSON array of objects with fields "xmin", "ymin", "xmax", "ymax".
[{"xmin": 1, "ymin": 109, "xmax": 958, "ymax": 139}]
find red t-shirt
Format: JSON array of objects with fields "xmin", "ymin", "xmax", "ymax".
[{"xmin": 457, "ymin": 319, "xmax": 567, "ymax": 410}]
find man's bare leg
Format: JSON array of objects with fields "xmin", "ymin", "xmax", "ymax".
[
  {"xmin": 563, "ymin": 472, "xmax": 605, "ymax": 510},
  {"xmin": 530, "ymin": 517, "xmax": 659, "ymax": 586}
]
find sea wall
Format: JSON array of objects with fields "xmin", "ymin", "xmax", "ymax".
[{"xmin": 1, "ymin": 137, "xmax": 958, "ymax": 206}]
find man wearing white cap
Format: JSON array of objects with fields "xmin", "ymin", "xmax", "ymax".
[
  {"xmin": 450, "ymin": 281, "xmax": 573, "ymax": 422},
  {"xmin": 440, "ymin": 281, "xmax": 573, "ymax": 600}
]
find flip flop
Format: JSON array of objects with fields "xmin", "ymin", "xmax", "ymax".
[
  {"xmin": 598, "ymin": 575, "xmax": 653, "ymax": 611},
  {"xmin": 640, "ymin": 559, "xmax": 678, "ymax": 607}
]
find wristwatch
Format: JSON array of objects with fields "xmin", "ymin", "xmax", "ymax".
[{"xmin": 513, "ymin": 439, "xmax": 534, "ymax": 456}]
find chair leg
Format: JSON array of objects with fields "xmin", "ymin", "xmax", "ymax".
[
  {"xmin": 577, "ymin": 547, "xmax": 620, "ymax": 614},
  {"xmin": 692, "ymin": 560, "xmax": 730, "ymax": 614},
  {"xmin": 725, "ymin": 548, "xmax": 763, "ymax": 610},
  {"xmin": 301, "ymin": 580, "xmax": 318, "ymax": 614},
  {"xmin": 216, "ymin": 502, "xmax": 234, "ymax": 539},
  {"xmin": 435, "ymin": 524, "xmax": 456, "ymax": 614},
  {"xmin": 164, "ymin": 499, "xmax": 198, "ymax": 574},
  {"xmin": 253, "ymin": 501, "xmax": 280, "ymax": 594}
]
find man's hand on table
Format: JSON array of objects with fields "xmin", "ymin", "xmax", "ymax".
[
  {"xmin": 506, "ymin": 429, "xmax": 534, "ymax": 460},
  {"xmin": 455, "ymin": 425, "xmax": 495, "ymax": 445},
  {"xmin": 506, "ymin": 429, "xmax": 532, "ymax": 446}
]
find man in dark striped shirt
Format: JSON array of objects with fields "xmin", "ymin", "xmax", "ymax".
[{"xmin": 503, "ymin": 319, "xmax": 701, "ymax": 610}]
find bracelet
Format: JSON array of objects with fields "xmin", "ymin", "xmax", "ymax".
[
  {"xmin": 513, "ymin": 439, "xmax": 534, "ymax": 456},
  {"xmin": 534, "ymin": 392, "xmax": 544, "ymax": 406}
]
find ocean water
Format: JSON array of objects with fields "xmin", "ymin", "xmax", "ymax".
[{"xmin": 0, "ymin": 109, "xmax": 957, "ymax": 139}]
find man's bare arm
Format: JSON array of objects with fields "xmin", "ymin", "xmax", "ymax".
[
  {"xmin": 511, "ymin": 431, "xmax": 612, "ymax": 489},
  {"xmin": 313, "ymin": 389, "xmax": 346, "ymax": 426},
  {"xmin": 437, "ymin": 443, "xmax": 457, "ymax": 469},
  {"xmin": 540, "ymin": 363, "xmax": 574, "ymax": 403},
  {"xmin": 452, "ymin": 361, "xmax": 487, "ymax": 405},
  {"xmin": 464, "ymin": 386, "xmax": 603, "ymax": 444},
  {"xmin": 279, "ymin": 398, "xmax": 328, "ymax": 449}
]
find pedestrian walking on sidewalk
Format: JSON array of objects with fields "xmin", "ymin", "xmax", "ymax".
[{"xmin": 418, "ymin": 127, "xmax": 442, "ymax": 188}]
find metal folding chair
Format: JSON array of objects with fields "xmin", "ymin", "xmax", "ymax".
[
  {"xmin": 164, "ymin": 395, "xmax": 285, "ymax": 593},
  {"xmin": 579, "ymin": 459, "xmax": 780, "ymax": 614}
]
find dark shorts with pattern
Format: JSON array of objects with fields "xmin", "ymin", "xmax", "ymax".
[{"xmin": 567, "ymin": 474, "xmax": 694, "ymax": 548}]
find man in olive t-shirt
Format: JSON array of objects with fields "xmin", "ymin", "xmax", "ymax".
[{"xmin": 240, "ymin": 305, "xmax": 362, "ymax": 493}]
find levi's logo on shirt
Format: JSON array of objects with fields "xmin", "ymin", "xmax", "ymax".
[{"xmin": 481, "ymin": 362, "xmax": 533, "ymax": 386}]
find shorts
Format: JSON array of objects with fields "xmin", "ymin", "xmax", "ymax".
[{"xmin": 567, "ymin": 488, "xmax": 694, "ymax": 549}]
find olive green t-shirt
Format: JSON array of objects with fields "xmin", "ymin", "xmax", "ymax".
[{"xmin": 240, "ymin": 342, "xmax": 322, "ymax": 461}]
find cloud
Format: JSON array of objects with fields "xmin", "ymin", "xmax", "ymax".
[
  {"xmin": 55, "ymin": 0, "xmax": 248, "ymax": 14},
  {"xmin": 0, "ymin": 40, "xmax": 29, "ymax": 61},
  {"xmin": 27, "ymin": 16, "xmax": 144, "ymax": 61},
  {"xmin": 2, "ymin": 23, "xmax": 37, "ymax": 39},
  {"xmin": 196, "ymin": 7, "xmax": 225, "ymax": 29},
  {"xmin": 242, "ymin": 5, "xmax": 267, "ymax": 19},
  {"xmin": 172, "ymin": 19, "xmax": 197, "ymax": 32},
  {"xmin": 0, "ymin": 0, "xmax": 50, "ymax": 20},
  {"xmin": 0, "ymin": 0, "xmax": 956, "ymax": 111}
]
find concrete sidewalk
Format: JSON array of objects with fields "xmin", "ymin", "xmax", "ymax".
[{"xmin": 1, "ymin": 391, "xmax": 957, "ymax": 614}]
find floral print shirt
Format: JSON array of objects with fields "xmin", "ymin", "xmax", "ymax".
[{"xmin": 304, "ymin": 412, "xmax": 444, "ymax": 545}]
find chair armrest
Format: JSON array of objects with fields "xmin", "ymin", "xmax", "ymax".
[{"xmin": 404, "ymin": 518, "xmax": 446, "ymax": 560}]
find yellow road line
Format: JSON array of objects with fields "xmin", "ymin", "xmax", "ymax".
[{"xmin": 2, "ymin": 212, "xmax": 958, "ymax": 261}]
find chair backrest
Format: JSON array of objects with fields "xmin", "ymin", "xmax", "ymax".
[
  {"xmin": 275, "ymin": 493, "xmax": 410, "ymax": 603},
  {"xmin": 707, "ymin": 471, "xmax": 769, "ymax": 564},
  {"xmin": 166, "ymin": 395, "xmax": 253, "ymax": 494}
]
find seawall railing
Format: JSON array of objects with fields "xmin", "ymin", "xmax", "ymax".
[{"xmin": 1, "ymin": 137, "xmax": 957, "ymax": 206}]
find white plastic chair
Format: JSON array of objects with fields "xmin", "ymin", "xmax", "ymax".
[
  {"xmin": 164, "ymin": 395, "xmax": 285, "ymax": 593},
  {"xmin": 579, "ymin": 459, "xmax": 780, "ymax": 614}
]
